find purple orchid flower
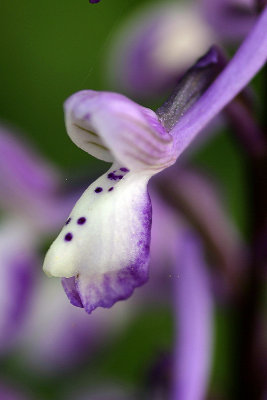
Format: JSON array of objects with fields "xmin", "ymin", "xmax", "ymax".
[
  {"xmin": 107, "ymin": 2, "xmax": 215, "ymax": 98},
  {"xmin": 43, "ymin": 8, "xmax": 267, "ymax": 315}
]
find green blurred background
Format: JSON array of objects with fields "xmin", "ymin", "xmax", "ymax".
[{"xmin": 0, "ymin": 0, "xmax": 264, "ymax": 399}]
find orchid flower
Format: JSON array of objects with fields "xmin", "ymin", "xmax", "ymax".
[{"xmin": 43, "ymin": 7, "xmax": 267, "ymax": 314}]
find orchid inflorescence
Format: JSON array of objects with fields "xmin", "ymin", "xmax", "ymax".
[{"xmin": 0, "ymin": 2, "xmax": 266, "ymax": 399}]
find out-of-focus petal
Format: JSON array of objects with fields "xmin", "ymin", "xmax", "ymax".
[
  {"xmin": 18, "ymin": 276, "xmax": 130, "ymax": 371},
  {"xmin": 64, "ymin": 90, "xmax": 174, "ymax": 172},
  {"xmin": 0, "ymin": 126, "xmax": 58, "ymax": 205},
  {"xmin": 107, "ymin": 2, "xmax": 215, "ymax": 97},
  {"xmin": 172, "ymin": 233, "xmax": 213, "ymax": 400},
  {"xmin": 171, "ymin": 7, "xmax": 267, "ymax": 157},
  {"xmin": 155, "ymin": 167, "xmax": 246, "ymax": 294},
  {"xmin": 0, "ymin": 221, "xmax": 36, "ymax": 353},
  {"xmin": 0, "ymin": 383, "xmax": 30, "ymax": 400},
  {"xmin": 201, "ymin": 0, "xmax": 257, "ymax": 42},
  {"xmin": 0, "ymin": 125, "xmax": 74, "ymax": 233}
]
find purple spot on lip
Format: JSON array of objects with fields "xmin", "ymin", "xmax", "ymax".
[
  {"xmin": 95, "ymin": 187, "xmax": 103, "ymax": 193},
  {"xmin": 120, "ymin": 167, "xmax": 129, "ymax": 172},
  {"xmin": 77, "ymin": 217, "xmax": 86, "ymax": 225},
  {"xmin": 108, "ymin": 187, "xmax": 114, "ymax": 192},
  {"xmin": 65, "ymin": 217, "xmax": 71, "ymax": 225},
  {"xmin": 65, "ymin": 233, "xmax": 73, "ymax": 242},
  {"xmin": 108, "ymin": 172, "xmax": 123, "ymax": 181}
]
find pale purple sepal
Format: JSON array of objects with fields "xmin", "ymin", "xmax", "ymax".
[
  {"xmin": 172, "ymin": 233, "xmax": 213, "ymax": 400},
  {"xmin": 64, "ymin": 90, "xmax": 173, "ymax": 171},
  {"xmin": 171, "ymin": 7, "xmax": 267, "ymax": 157}
]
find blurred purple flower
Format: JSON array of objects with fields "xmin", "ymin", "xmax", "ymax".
[
  {"xmin": 0, "ymin": 221, "xmax": 36, "ymax": 353},
  {"xmin": 0, "ymin": 126, "xmax": 74, "ymax": 352},
  {"xmin": 17, "ymin": 275, "xmax": 130, "ymax": 372},
  {"xmin": 0, "ymin": 126, "xmax": 135, "ymax": 371},
  {"xmin": 107, "ymin": 2, "xmax": 215, "ymax": 98},
  {"xmin": 201, "ymin": 0, "xmax": 259, "ymax": 43},
  {"xmin": 0, "ymin": 383, "xmax": 30, "ymax": 400},
  {"xmin": 43, "ymin": 8, "xmax": 267, "ymax": 314}
]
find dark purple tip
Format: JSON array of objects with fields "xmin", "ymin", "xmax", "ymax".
[
  {"xmin": 95, "ymin": 187, "xmax": 103, "ymax": 193},
  {"xmin": 65, "ymin": 217, "xmax": 71, "ymax": 225},
  {"xmin": 120, "ymin": 167, "xmax": 129, "ymax": 172},
  {"xmin": 65, "ymin": 233, "xmax": 73, "ymax": 242},
  {"xmin": 77, "ymin": 217, "xmax": 86, "ymax": 225},
  {"xmin": 108, "ymin": 187, "xmax": 114, "ymax": 192}
]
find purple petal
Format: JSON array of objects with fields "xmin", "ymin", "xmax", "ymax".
[
  {"xmin": 171, "ymin": 7, "xmax": 267, "ymax": 157},
  {"xmin": 172, "ymin": 233, "xmax": 213, "ymax": 400}
]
